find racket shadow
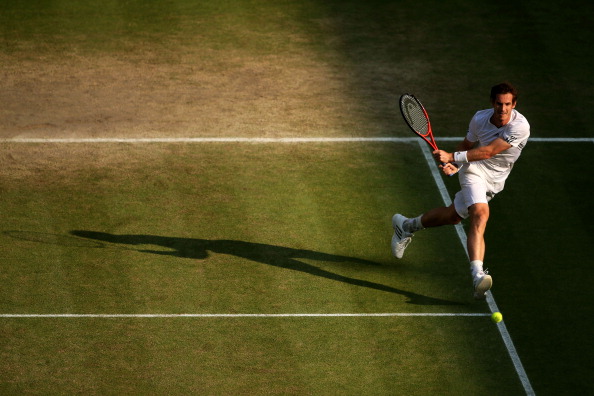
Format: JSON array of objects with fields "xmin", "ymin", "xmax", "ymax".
[{"xmin": 69, "ymin": 230, "xmax": 461, "ymax": 306}]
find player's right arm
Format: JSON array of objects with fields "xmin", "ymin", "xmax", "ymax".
[{"xmin": 455, "ymin": 137, "xmax": 475, "ymax": 152}]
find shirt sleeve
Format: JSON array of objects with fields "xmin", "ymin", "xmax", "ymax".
[{"xmin": 502, "ymin": 120, "xmax": 530, "ymax": 148}]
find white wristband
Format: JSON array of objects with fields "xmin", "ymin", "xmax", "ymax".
[{"xmin": 454, "ymin": 151, "xmax": 469, "ymax": 163}]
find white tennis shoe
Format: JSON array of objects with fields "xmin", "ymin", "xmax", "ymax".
[
  {"xmin": 473, "ymin": 270, "xmax": 492, "ymax": 300},
  {"xmin": 391, "ymin": 214, "xmax": 412, "ymax": 259}
]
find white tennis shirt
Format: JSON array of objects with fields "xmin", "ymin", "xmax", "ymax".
[{"xmin": 465, "ymin": 108, "xmax": 530, "ymax": 183}]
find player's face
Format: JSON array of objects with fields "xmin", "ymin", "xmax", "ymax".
[{"xmin": 490, "ymin": 93, "xmax": 516, "ymax": 127}]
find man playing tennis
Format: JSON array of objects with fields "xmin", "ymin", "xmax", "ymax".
[{"xmin": 391, "ymin": 82, "xmax": 530, "ymax": 299}]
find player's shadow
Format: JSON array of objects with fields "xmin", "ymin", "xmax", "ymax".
[{"xmin": 70, "ymin": 230, "xmax": 460, "ymax": 306}]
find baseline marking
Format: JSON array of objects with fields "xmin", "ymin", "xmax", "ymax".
[
  {"xmin": 0, "ymin": 137, "xmax": 415, "ymax": 144},
  {"xmin": 1, "ymin": 313, "xmax": 489, "ymax": 318},
  {"xmin": 419, "ymin": 140, "xmax": 535, "ymax": 396},
  {"xmin": 0, "ymin": 136, "xmax": 591, "ymax": 143}
]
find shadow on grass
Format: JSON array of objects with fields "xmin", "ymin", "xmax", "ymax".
[{"xmin": 64, "ymin": 230, "xmax": 461, "ymax": 306}]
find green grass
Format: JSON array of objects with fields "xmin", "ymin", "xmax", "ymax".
[
  {"xmin": 1, "ymin": 142, "xmax": 525, "ymax": 395},
  {"xmin": 1, "ymin": 317, "xmax": 519, "ymax": 395},
  {"xmin": 0, "ymin": 143, "xmax": 472, "ymax": 313},
  {"xmin": 1, "ymin": 0, "xmax": 594, "ymax": 394}
]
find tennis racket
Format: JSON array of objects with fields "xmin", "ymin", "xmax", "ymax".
[{"xmin": 399, "ymin": 93, "xmax": 439, "ymax": 151}]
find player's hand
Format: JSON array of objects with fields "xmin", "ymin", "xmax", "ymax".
[
  {"xmin": 439, "ymin": 163, "xmax": 459, "ymax": 176},
  {"xmin": 432, "ymin": 150, "xmax": 454, "ymax": 164}
]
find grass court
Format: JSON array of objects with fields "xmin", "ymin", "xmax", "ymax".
[{"xmin": 1, "ymin": 1, "xmax": 593, "ymax": 395}]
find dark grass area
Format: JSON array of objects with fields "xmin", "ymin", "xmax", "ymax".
[{"xmin": 487, "ymin": 143, "xmax": 594, "ymax": 395}]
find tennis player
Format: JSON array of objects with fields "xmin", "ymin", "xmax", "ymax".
[{"xmin": 391, "ymin": 82, "xmax": 530, "ymax": 299}]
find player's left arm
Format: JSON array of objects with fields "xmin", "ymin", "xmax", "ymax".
[
  {"xmin": 464, "ymin": 137, "xmax": 512, "ymax": 161},
  {"xmin": 435, "ymin": 137, "xmax": 511, "ymax": 164}
]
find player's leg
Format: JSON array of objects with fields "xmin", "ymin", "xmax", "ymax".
[
  {"xmin": 420, "ymin": 204, "xmax": 462, "ymax": 228},
  {"xmin": 467, "ymin": 202, "xmax": 489, "ymax": 262},
  {"xmin": 465, "ymin": 202, "xmax": 492, "ymax": 300},
  {"xmin": 391, "ymin": 204, "xmax": 462, "ymax": 258},
  {"xmin": 454, "ymin": 170, "xmax": 494, "ymax": 299},
  {"xmin": 467, "ymin": 203, "xmax": 493, "ymax": 299}
]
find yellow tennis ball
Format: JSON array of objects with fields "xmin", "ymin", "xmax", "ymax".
[{"xmin": 491, "ymin": 312, "xmax": 503, "ymax": 323}]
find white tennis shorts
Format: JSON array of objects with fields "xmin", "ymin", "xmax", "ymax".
[{"xmin": 453, "ymin": 164, "xmax": 505, "ymax": 219}]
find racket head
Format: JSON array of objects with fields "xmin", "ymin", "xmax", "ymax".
[{"xmin": 399, "ymin": 93, "xmax": 438, "ymax": 150}]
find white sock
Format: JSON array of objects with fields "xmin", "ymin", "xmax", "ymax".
[
  {"xmin": 470, "ymin": 260, "xmax": 484, "ymax": 278},
  {"xmin": 404, "ymin": 215, "xmax": 424, "ymax": 233}
]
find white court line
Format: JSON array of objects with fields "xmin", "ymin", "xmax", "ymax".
[
  {"xmin": 1, "ymin": 313, "xmax": 489, "ymax": 318},
  {"xmin": 0, "ymin": 137, "xmax": 414, "ymax": 143},
  {"xmin": 0, "ymin": 136, "xmax": 591, "ymax": 143},
  {"xmin": 418, "ymin": 141, "xmax": 535, "ymax": 396}
]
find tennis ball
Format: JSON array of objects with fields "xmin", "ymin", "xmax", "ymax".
[{"xmin": 491, "ymin": 312, "xmax": 503, "ymax": 323}]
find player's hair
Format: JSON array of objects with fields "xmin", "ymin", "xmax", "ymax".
[{"xmin": 490, "ymin": 82, "xmax": 518, "ymax": 103}]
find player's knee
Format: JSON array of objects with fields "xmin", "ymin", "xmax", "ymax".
[
  {"xmin": 469, "ymin": 204, "xmax": 490, "ymax": 224},
  {"xmin": 450, "ymin": 213, "xmax": 462, "ymax": 225},
  {"xmin": 447, "ymin": 206, "xmax": 463, "ymax": 225}
]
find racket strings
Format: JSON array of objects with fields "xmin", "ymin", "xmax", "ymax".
[{"xmin": 400, "ymin": 96, "xmax": 430, "ymax": 135}]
